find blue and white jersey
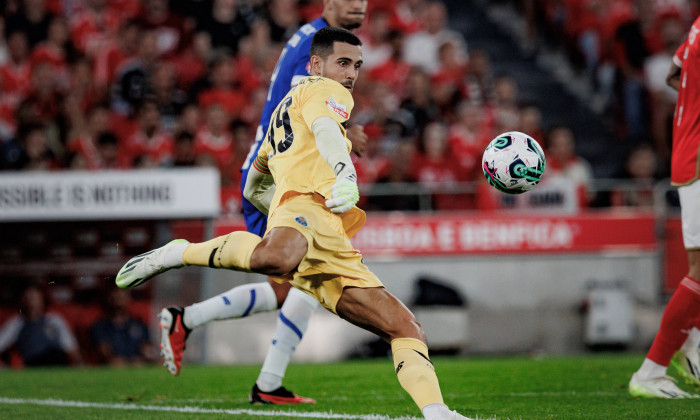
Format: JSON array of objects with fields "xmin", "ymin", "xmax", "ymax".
[{"xmin": 241, "ymin": 17, "xmax": 329, "ymax": 236}]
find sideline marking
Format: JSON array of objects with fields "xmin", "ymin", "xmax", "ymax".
[{"xmin": 0, "ymin": 397, "xmax": 421, "ymax": 420}]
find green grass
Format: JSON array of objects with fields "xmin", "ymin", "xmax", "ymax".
[{"xmin": 1, "ymin": 354, "xmax": 699, "ymax": 419}]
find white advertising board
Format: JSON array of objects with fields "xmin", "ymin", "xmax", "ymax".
[{"xmin": 0, "ymin": 168, "xmax": 220, "ymax": 221}]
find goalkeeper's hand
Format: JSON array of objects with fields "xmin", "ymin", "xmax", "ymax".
[{"xmin": 325, "ymin": 177, "xmax": 359, "ymax": 214}]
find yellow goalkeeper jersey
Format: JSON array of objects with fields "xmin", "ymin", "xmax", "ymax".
[{"xmin": 255, "ymin": 76, "xmax": 354, "ymax": 213}]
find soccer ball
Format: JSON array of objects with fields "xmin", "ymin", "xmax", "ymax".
[{"xmin": 482, "ymin": 131, "xmax": 546, "ymax": 194}]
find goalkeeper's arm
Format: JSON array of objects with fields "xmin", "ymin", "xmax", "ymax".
[
  {"xmin": 312, "ymin": 116, "xmax": 359, "ymax": 214},
  {"xmin": 243, "ymin": 156, "xmax": 276, "ymax": 215}
]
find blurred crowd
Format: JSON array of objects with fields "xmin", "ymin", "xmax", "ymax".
[
  {"xmin": 0, "ymin": 0, "xmax": 583, "ymax": 212},
  {"xmin": 0, "ymin": 0, "xmax": 688, "ymax": 212},
  {"xmin": 0, "ymin": 285, "xmax": 155, "ymax": 368},
  {"xmin": 514, "ymin": 0, "xmax": 698, "ymax": 175}
]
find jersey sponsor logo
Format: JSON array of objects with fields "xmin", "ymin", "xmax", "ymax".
[
  {"xmin": 295, "ymin": 216, "xmax": 308, "ymax": 227},
  {"xmin": 326, "ymin": 96, "xmax": 349, "ymax": 119}
]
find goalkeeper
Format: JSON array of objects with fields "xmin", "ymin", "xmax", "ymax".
[{"xmin": 117, "ymin": 27, "xmax": 471, "ymax": 420}]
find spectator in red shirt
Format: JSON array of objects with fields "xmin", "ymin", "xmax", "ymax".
[
  {"xmin": 367, "ymin": 30, "xmax": 412, "ymax": 97},
  {"xmin": 137, "ymin": 0, "xmax": 192, "ymax": 58},
  {"xmin": 29, "ymin": 15, "xmax": 74, "ymax": 91},
  {"xmin": 544, "ymin": 126, "xmax": 594, "ymax": 207},
  {"xmin": 0, "ymin": 30, "xmax": 31, "ymax": 139},
  {"xmin": 16, "ymin": 60, "xmax": 68, "ymax": 158},
  {"xmin": 402, "ymin": 0, "xmax": 467, "ymax": 75},
  {"xmin": 67, "ymin": 104, "xmax": 124, "ymax": 170},
  {"xmin": 447, "ymin": 100, "xmax": 493, "ymax": 180},
  {"xmin": 69, "ymin": 0, "xmax": 124, "ymax": 57},
  {"xmin": 194, "ymin": 52, "xmax": 246, "ymax": 119},
  {"xmin": 360, "ymin": 8, "xmax": 394, "ymax": 70},
  {"xmin": 1, "ymin": 30, "xmax": 31, "ymax": 101},
  {"xmin": 121, "ymin": 98, "xmax": 174, "ymax": 168},
  {"xmin": 93, "ymin": 20, "xmax": 142, "ymax": 97},
  {"xmin": 149, "ymin": 61, "xmax": 187, "ymax": 132},
  {"xmin": 16, "ymin": 123, "xmax": 58, "ymax": 170},
  {"xmin": 193, "ymin": 103, "xmax": 235, "ymax": 185},
  {"xmin": 110, "ymin": 29, "xmax": 159, "ymax": 117},
  {"xmin": 412, "ymin": 121, "xmax": 469, "ymax": 210}
]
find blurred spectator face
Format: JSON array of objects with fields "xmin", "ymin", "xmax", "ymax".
[
  {"xmin": 31, "ymin": 62, "xmax": 56, "ymax": 95},
  {"xmin": 661, "ymin": 18, "xmax": 684, "ymax": 51},
  {"xmin": 87, "ymin": 106, "xmax": 110, "ymax": 135},
  {"xmin": 210, "ymin": 56, "xmax": 235, "ymax": 88},
  {"xmin": 24, "ymin": 0, "xmax": 46, "ymax": 15},
  {"xmin": 121, "ymin": 22, "xmax": 142, "ymax": 55},
  {"xmin": 144, "ymin": 0, "xmax": 169, "ymax": 16},
  {"xmin": 367, "ymin": 9, "xmax": 390, "ymax": 42},
  {"xmin": 175, "ymin": 132, "xmax": 195, "ymax": 164},
  {"xmin": 424, "ymin": 122, "xmax": 447, "ymax": 158},
  {"xmin": 106, "ymin": 288, "xmax": 131, "ymax": 314},
  {"xmin": 97, "ymin": 132, "xmax": 119, "ymax": 165},
  {"xmin": 71, "ymin": 58, "xmax": 93, "ymax": 88},
  {"xmin": 457, "ymin": 101, "xmax": 483, "ymax": 131},
  {"xmin": 519, "ymin": 106, "xmax": 542, "ymax": 136},
  {"xmin": 88, "ymin": 0, "xmax": 107, "ymax": 11},
  {"xmin": 206, "ymin": 104, "xmax": 229, "ymax": 133},
  {"xmin": 271, "ymin": 0, "xmax": 300, "ymax": 27},
  {"xmin": 547, "ymin": 127, "xmax": 576, "ymax": 163},
  {"xmin": 467, "ymin": 50, "xmax": 491, "ymax": 80},
  {"xmin": 388, "ymin": 139, "xmax": 417, "ymax": 181},
  {"xmin": 7, "ymin": 31, "xmax": 29, "ymax": 63},
  {"xmin": 20, "ymin": 286, "xmax": 45, "ymax": 320},
  {"xmin": 431, "ymin": 79, "xmax": 458, "ymax": 107},
  {"xmin": 406, "ymin": 67, "xmax": 430, "ymax": 96},
  {"xmin": 179, "ymin": 104, "xmax": 200, "ymax": 134},
  {"xmin": 438, "ymin": 41, "xmax": 461, "ymax": 68},
  {"xmin": 326, "ymin": 0, "xmax": 367, "ymax": 30},
  {"xmin": 47, "ymin": 16, "xmax": 69, "ymax": 46},
  {"xmin": 214, "ymin": 0, "xmax": 237, "ymax": 18},
  {"xmin": 139, "ymin": 102, "xmax": 161, "ymax": 131},
  {"xmin": 494, "ymin": 76, "xmax": 518, "ymax": 107},
  {"xmin": 370, "ymin": 82, "xmax": 398, "ymax": 117},
  {"xmin": 423, "ymin": 1, "xmax": 447, "ymax": 34},
  {"xmin": 626, "ymin": 146, "xmax": 658, "ymax": 179},
  {"xmin": 24, "ymin": 127, "xmax": 49, "ymax": 160},
  {"xmin": 139, "ymin": 30, "xmax": 159, "ymax": 62},
  {"xmin": 151, "ymin": 62, "xmax": 176, "ymax": 93}
]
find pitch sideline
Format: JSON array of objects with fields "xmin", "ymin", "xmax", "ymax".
[{"xmin": 0, "ymin": 396, "xmax": 421, "ymax": 419}]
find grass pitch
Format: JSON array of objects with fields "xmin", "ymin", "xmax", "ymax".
[{"xmin": 1, "ymin": 353, "xmax": 699, "ymax": 419}]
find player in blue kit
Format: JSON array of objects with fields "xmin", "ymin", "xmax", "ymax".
[{"xmin": 155, "ymin": 0, "xmax": 369, "ymax": 405}]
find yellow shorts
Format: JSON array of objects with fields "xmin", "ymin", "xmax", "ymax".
[{"xmin": 265, "ymin": 193, "xmax": 384, "ymax": 313}]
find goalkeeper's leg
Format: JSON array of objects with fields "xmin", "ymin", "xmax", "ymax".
[
  {"xmin": 116, "ymin": 228, "xmax": 307, "ymax": 289},
  {"xmin": 336, "ymin": 287, "xmax": 473, "ymax": 420}
]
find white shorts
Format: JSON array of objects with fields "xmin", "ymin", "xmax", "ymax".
[{"xmin": 679, "ymin": 180, "xmax": 700, "ymax": 249}]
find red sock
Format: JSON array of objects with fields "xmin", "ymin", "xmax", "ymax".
[{"xmin": 647, "ymin": 277, "xmax": 700, "ymax": 366}]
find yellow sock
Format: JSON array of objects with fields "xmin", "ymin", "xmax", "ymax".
[
  {"xmin": 182, "ymin": 231, "xmax": 262, "ymax": 272},
  {"xmin": 391, "ymin": 337, "xmax": 444, "ymax": 410}
]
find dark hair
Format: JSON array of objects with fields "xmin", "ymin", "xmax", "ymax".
[
  {"xmin": 309, "ymin": 27, "xmax": 362, "ymax": 60},
  {"xmin": 97, "ymin": 132, "xmax": 118, "ymax": 146}
]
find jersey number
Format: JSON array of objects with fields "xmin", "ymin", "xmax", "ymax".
[{"xmin": 268, "ymin": 96, "xmax": 294, "ymax": 155}]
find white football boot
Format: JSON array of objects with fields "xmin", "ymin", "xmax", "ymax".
[
  {"xmin": 628, "ymin": 372, "xmax": 694, "ymax": 399},
  {"xmin": 423, "ymin": 403, "xmax": 475, "ymax": 420},
  {"xmin": 116, "ymin": 239, "xmax": 190, "ymax": 289}
]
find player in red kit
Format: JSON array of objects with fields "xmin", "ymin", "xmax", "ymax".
[{"xmin": 629, "ymin": 17, "xmax": 700, "ymax": 399}]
